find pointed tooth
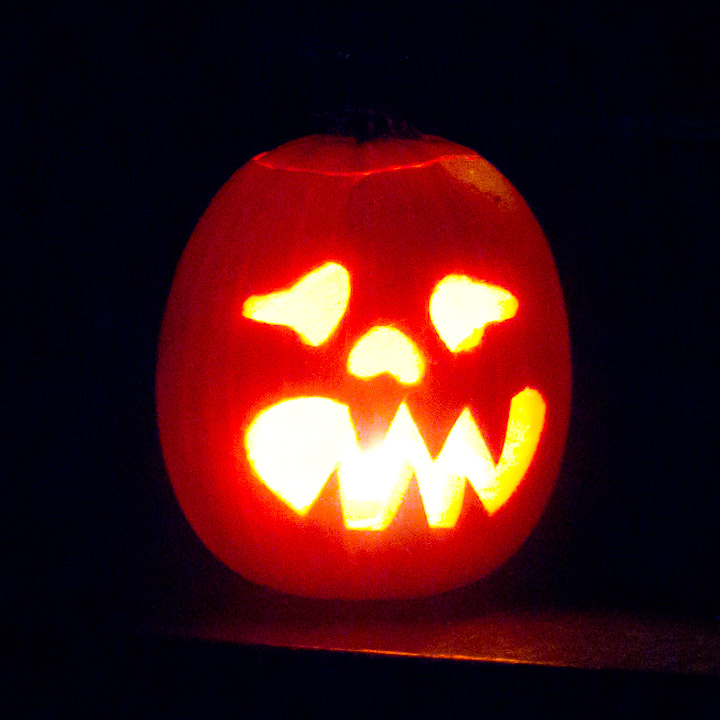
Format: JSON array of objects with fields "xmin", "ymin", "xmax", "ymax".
[{"xmin": 244, "ymin": 389, "xmax": 546, "ymax": 527}]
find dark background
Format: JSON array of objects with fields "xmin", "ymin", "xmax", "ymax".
[{"xmin": 10, "ymin": 1, "xmax": 719, "ymax": 715}]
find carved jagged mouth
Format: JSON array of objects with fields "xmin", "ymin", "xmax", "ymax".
[{"xmin": 243, "ymin": 389, "xmax": 545, "ymax": 531}]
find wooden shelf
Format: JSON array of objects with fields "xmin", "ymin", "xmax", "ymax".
[{"xmin": 142, "ymin": 573, "xmax": 719, "ymax": 677}]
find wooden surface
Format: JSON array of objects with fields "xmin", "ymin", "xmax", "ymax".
[{"xmin": 145, "ymin": 576, "xmax": 719, "ymax": 676}]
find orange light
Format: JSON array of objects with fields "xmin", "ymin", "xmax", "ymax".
[
  {"xmin": 242, "ymin": 262, "xmax": 350, "ymax": 346},
  {"xmin": 429, "ymin": 275, "xmax": 518, "ymax": 352},
  {"xmin": 243, "ymin": 389, "xmax": 545, "ymax": 530},
  {"xmin": 347, "ymin": 326, "xmax": 425, "ymax": 385}
]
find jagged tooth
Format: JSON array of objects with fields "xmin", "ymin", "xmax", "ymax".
[
  {"xmin": 483, "ymin": 388, "xmax": 546, "ymax": 514},
  {"xmin": 246, "ymin": 389, "xmax": 546, "ymax": 528},
  {"xmin": 426, "ymin": 409, "xmax": 492, "ymax": 526},
  {"xmin": 337, "ymin": 440, "xmax": 413, "ymax": 531},
  {"xmin": 438, "ymin": 409, "xmax": 498, "ymax": 509},
  {"xmin": 337, "ymin": 403, "xmax": 419, "ymax": 531},
  {"xmin": 338, "ymin": 402, "xmax": 468, "ymax": 530}
]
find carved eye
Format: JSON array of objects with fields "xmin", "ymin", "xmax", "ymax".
[
  {"xmin": 242, "ymin": 262, "xmax": 350, "ymax": 346},
  {"xmin": 429, "ymin": 274, "xmax": 518, "ymax": 352}
]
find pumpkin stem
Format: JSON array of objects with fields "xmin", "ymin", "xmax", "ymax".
[{"xmin": 319, "ymin": 108, "xmax": 422, "ymax": 142}]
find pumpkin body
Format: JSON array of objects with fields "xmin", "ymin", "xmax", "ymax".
[{"xmin": 156, "ymin": 134, "xmax": 571, "ymax": 599}]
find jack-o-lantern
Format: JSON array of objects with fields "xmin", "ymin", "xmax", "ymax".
[{"xmin": 156, "ymin": 131, "xmax": 571, "ymax": 599}]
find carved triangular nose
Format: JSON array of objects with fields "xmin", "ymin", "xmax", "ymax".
[{"xmin": 347, "ymin": 326, "xmax": 425, "ymax": 385}]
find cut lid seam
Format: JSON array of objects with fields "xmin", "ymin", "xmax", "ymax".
[{"xmin": 252, "ymin": 152, "xmax": 479, "ymax": 177}]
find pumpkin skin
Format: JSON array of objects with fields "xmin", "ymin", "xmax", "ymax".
[{"xmin": 156, "ymin": 134, "xmax": 571, "ymax": 599}]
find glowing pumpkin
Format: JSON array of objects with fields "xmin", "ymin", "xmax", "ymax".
[{"xmin": 156, "ymin": 132, "xmax": 571, "ymax": 599}]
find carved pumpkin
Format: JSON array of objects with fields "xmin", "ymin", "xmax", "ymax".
[{"xmin": 156, "ymin": 132, "xmax": 571, "ymax": 599}]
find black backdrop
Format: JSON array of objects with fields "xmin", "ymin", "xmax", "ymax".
[{"xmin": 10, "ymin": 2, "xmax": 720, "ymax": 711}]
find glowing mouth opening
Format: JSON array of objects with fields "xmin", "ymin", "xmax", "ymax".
[{"xmin": 243, "ymin": 389, "xmax": 545, "ymax": 531}]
